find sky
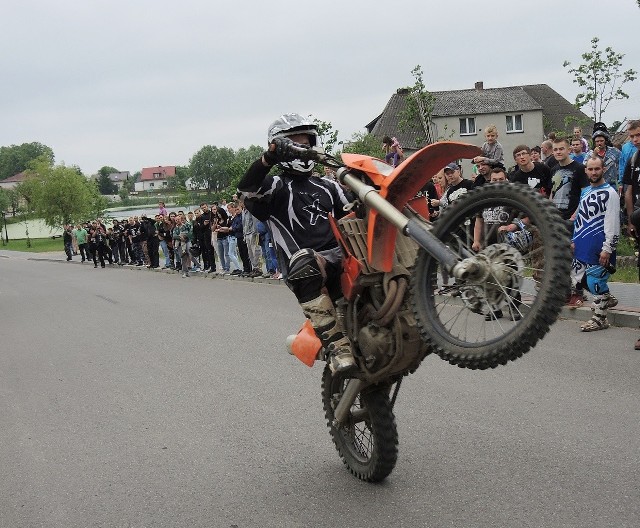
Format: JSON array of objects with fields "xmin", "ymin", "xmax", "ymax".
[{"xmin": 2, "ymin": 0, "xmax": 639, "ymax": 176}]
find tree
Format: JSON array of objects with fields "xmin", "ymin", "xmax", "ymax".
[
  {"xmin": 225, "ymin": 145, "xmax": 264, "ymax": 195},
  {"xmin": 19, "ymin": 160, "xmax": 107, "ymax": 227},
  {"xmin": 311, "ymin": 117, "xmax": 339, "ymax": 154},
  {"xmin": 563, "ymin": 37, "xmax": 637, "ymax": 122},
  {"xmin": 0, "ymin": 142, "xmax": 55, "ymax": 181},
  {"xmin": 0, "ymin": 188, "xmax": 10, "ymax": 212},
  {"xmin": 398, "ymin": 65, "xmax": 437, "ymax": 147},
  {"xmin": 340, "ymin": 132, "xmax": 384, "ymax": 159},
  {"xmin": 96, "ymin": 166, "xmax": 119, "ymax": 195},
  {"xmin": 188, "ymin": 145, "xmax": 236, "ymax": 192}
]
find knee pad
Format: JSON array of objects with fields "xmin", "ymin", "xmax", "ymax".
[
  {"xmin": 286, "ymin": 249, "xmax": 326, "ymax": 302},
  {"xmin": 585, "ymin": 265, "xmax": 610, "ymax": 295}
]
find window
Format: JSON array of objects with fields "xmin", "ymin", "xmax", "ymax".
[
  {"xmin": 153, "ymin": 172, "xmax": 161, "ymax": 179},
  {"xmin": 149, "ymin": 182, "xmax": 154, "ymax": 188},
  {"xmin": 506, "ymin": 114, "xmax": 524, "ymax": 133},
  {"xmin": 459, "ymin": 117, "xmax": 476, "ymax": 136}
]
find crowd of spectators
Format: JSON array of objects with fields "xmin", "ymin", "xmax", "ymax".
[
  {"xmin": 412, "ymin": 122, "xmax": 636, "ymax": 334},
  {"xmin": 63, "ymin": 199, "xmax": 281, "ymax": 280},
  {"xmin": 61, "ymin": 121, "xmax": 639, "ymax": 341}
]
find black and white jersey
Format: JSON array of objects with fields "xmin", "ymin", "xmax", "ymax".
[{"xmin": 238, "ymin": 159, "xmax": 352, "ymax": 261}]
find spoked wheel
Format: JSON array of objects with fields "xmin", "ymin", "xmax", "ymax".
[
  {"xmin": 411, "ymin": 184, "xmax": 572, "ymax": 370},
  {"xmin": 321, "ymin": 366, "xmax": 398, "ymax": 482}
]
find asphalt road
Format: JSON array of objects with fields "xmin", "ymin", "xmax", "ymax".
[{"xmin": 1, "ymin": 256, "xmax": 639, "ymax": 528}]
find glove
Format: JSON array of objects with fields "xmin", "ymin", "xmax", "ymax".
[{"xmin": 264, "ymin": 137, "xmax": 301, "ymax": 165}]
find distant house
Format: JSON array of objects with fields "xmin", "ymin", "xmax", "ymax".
[
  {"xmin": 107, "ymin": 171, "xmax": 131, "ymax": 190},
  {"xmin": 366, "ymin": 82, "xmax": 593, "ymax": 171},
  {"xmin": 0, "ymin": 171, "xmax": 29, "ymax": 190},
  {"xmin": 134, "ymin": 166, "xmax": 176, "ymax": 192}
]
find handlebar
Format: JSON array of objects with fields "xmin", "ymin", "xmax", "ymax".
[{"xmin": 286, "ymin": 142, "xmax": 343, "ymax": 169}]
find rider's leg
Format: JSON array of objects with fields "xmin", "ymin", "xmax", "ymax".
[{"xmin": 286, "ymin": 249, "xmax": 356, "ymax": 374}]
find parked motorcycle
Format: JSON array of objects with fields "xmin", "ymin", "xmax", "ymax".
[{"xmin": 285, "ymin": 141, "xmax": 571, "ymax": 482}]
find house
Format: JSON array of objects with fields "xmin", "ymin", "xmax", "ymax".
[
  {"xmin": 134, "ymin": 166, "xmax": 176, "ymax": 192},
  {"xmin": 366, "ymin": 82, "xmax": 593, "ymax": 172},
  {"xmin": 0, "ymin": 171, "xmax": 29, "ymax": 190},
  {"xmin": 107, "ymin": 171, "xmax": 131, "ymax": 190}
]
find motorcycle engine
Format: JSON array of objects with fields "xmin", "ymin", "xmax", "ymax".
[{"xmin": 358, "ymin": 323, "xmax": 394, "ymax": 370}]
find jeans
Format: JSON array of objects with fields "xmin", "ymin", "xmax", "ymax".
[
  {"xmin": 260, "ymin": 231, "xmax": 278, "ymax": 273},
  {"xmin": 227, "ymin": 236, "xmax": 242, "ymax": 271},
  {"xmin": 216, "ymin": 237, "xmax": 230, "ymax": 272},
  {"xmin": 159, "ymin": 239, "xmax": 171, "ymax": 267}
]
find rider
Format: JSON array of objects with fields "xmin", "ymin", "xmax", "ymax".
[{"xmin": 238, "ymin": 113, "xmax": 356, "ymax": 374}]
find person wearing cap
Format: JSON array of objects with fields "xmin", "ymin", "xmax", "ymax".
[
  {"xmin": 591, "ymin": 130, "xmax": 621, "ymax": 188},
  {"xmin": 436, "ymin": 162, "xmax": 474, "ymax": 296},
  {"xmin": 440, "ymin": 162, "xmax": 474, "ymax": 209}
]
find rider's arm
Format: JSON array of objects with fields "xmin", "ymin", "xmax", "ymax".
[{"xmin": 238, "ymin": 158, "xmax": 272, "ymax": 193}]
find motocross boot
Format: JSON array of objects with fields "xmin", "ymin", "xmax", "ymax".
[{"xmin": 300, "ymin": 294, "xmax": 357, "ymax": 374}]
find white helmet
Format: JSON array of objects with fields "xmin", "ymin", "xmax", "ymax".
[{"xmin": 267, "ymin": 113, "xmax": 319, "ymax": 175}]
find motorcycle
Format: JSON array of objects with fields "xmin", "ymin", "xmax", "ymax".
[{"xmin": 285, "ymin": 141, "xmax": 571, "ymax": 482}]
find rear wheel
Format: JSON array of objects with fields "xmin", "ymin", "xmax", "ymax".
[
  {"xmin": 321, "ymin": 366, "xmax": 398, "ymax": 482},
  {"xmin": 411, "ymin": 184, "xmax": 571, "ymax": 369}
]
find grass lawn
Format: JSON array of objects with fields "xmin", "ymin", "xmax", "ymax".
[
  {"xmin": 1, "ymin": 237, "xmax": 63, "ymax": 252},
  {"xmin": 611, "ymin": 267, "xmax": 639, "ymax": 283}
]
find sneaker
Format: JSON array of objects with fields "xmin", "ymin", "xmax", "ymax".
[
  {"xmin": 635, "ymin": 338, "xmax": 640, "ymax": 351},
  {"xmin": 566, "ymin": 294, "xmax": 584, "ymax": 309},
  {"xmin": 271, "ymin": 272, "xmax": 282, "ymax": 280},
  {"xmin": 484, "ymin": 309, "xmax": 503, "ymax": 321},
  {"xmin": 182, "ymin": 272, "xmax": 189, "ymax": 278},
  {"xmin": 230, "ymin": 269, "xmax": 242, "ymax": 275}
]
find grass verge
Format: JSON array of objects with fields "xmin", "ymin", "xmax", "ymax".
[{"xmin": 1, "ymin": 238, "xmax": 63, "ymax": 252}]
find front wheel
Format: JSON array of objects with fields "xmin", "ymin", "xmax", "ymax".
[
  {"xmin": 411, "ymin": 184, "xmax": 572, "ymax": 370},
  {"xmin": 321, "ymin": 366, "xmax": 398, "ymax": 482}
]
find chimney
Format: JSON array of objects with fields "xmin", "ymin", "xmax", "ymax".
[{"xmin": 475, "ymin": 81, "xmax": 484, "ymax": 90}]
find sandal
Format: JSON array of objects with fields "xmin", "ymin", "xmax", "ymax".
[{"xmin": 580, "ymin": 316, "xmax": 609, "ymax": 332}]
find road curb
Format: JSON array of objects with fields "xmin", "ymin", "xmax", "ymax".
[{"xmin": 21, "ymin": 254, "xmax": 640, "ymax": 330}]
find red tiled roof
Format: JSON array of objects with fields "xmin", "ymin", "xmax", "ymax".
[{"xmin": 140, "ymin": 166, "xmax": 176, "ymax": 181}]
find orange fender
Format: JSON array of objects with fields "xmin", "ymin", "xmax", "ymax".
[{"xmin": 345, "ymin": 142, "xmax": 482, "ymax": 272}]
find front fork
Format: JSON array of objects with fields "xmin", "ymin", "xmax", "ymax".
[{"xmin": 338, "ymin": 169, "xmax": 482, "ymax": 281}]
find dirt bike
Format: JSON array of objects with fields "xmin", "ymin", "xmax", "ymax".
[{"xmin": 285, "ymin": 141, "xmax": 571, "ymax": 482}]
